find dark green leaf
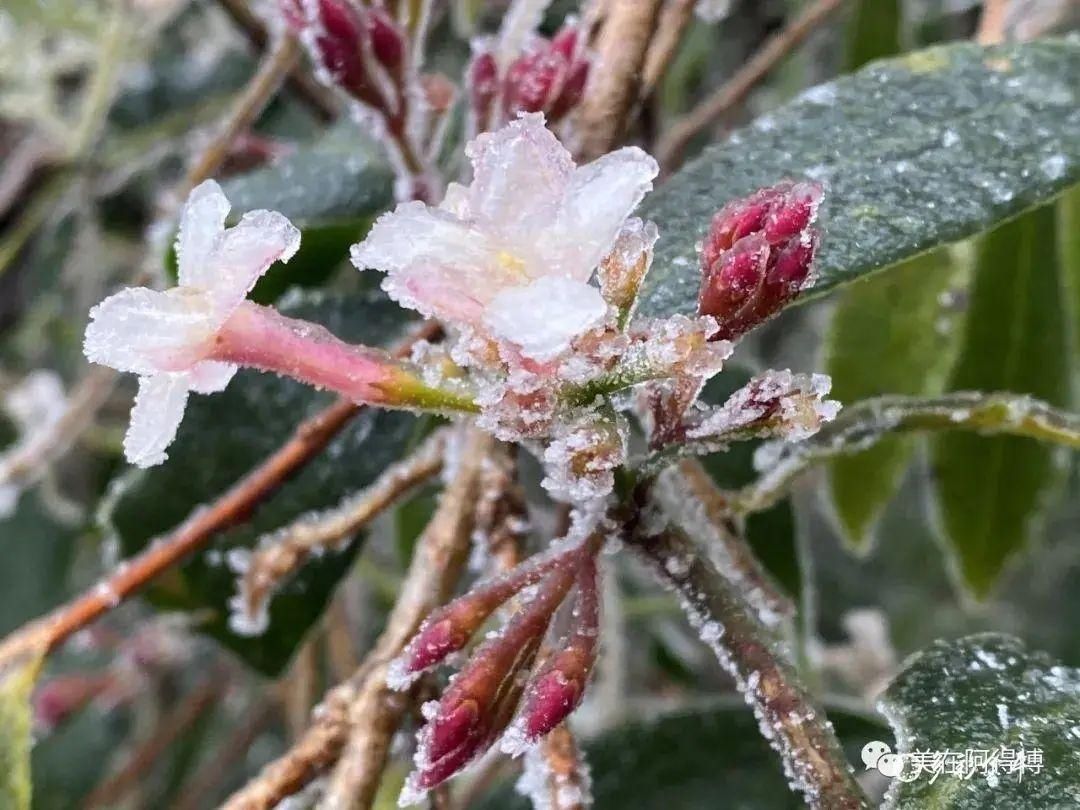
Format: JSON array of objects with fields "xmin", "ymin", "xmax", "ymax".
[
  {"xmin": 930, "ymin": 205, "xmax": 1071, "ymax": 597},
  {"xmin": 475, "ymin": 705, "xmax": 885, "ymax": 810},
  {"xmin": 1059, "ymin": 185, "xmax": 1080, "ymax": 371},
  {"xmin": 881, "ymin": 634, "xmax": 1080, "ymax": 808},
  {"xmin": 102, "ymin": 292, "xmax": 418, "ymax": 674},
  {"xmin": 0, "ymin": 650, "xmax": 43, "ymax": 810},
  {"xmin": 638, "ymin": 40, "xmax": 1080, "ymax": 319},
  {"xmin": 845, "ymin": 0, "xmax": 904, "ymax": 71},
  {"xmin": 825, "ymin": 249, "xmax": 966, "ymax": 549}
]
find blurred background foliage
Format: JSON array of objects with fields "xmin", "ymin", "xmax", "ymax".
[{"xmin": 1, "ymin": 0, "xmax": 1078, "ymax": 807}]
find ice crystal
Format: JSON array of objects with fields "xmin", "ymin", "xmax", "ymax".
[
  {"xmin": 83, "ymin": 180, "xmax": 300, "ymax": 467},
  {"xmin": 351, "ymin": 113, "xmax": 657, "ymax": 359}
]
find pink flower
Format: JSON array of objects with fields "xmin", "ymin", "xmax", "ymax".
[
  {"xmin": 84, "ymin": 181, "xmax": 300, "ymax": 467},
  {"xmin": 351, "ymin": 114, "xmax": 658, "ymax": 361}
]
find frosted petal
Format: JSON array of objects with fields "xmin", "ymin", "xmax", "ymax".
[
  {"xmin": 187, "ymin": 360, "xmax": 237, "ymax": 394},
  {"xmin": 84, "ymin": 288, "xmax": 218, "ymax": 375},
  {"xmin": 484, "ymin": 277, "xmax": 607, "ymax": 360},
  {"xmin": 176, "ymin": 180, "xmax": 230, "ymax": 287},
  {"xmin": 124, "ymin": 374, "xmax": 191, "ymax": 468},
  {"xmin": 540, "ymin": 147, "xmax": 658, "ymax": 281},
  {"xmin": 205, "ymin": 210, "xmax": 301, "ymax": 315},
  {"xmin": 465, "ymin": 113, "xmax": 574, "ymax": 246},
  {"xmin": 352, "ymin": 202, "xmax": 506, "ymax": 323}
]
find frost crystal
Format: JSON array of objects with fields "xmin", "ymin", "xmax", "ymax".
[
  {"xmin": 351, "ymin": 113, "xmax": 658, "ymax": 360},
  {"xmin": 83, "ymin": 180, "xmax": 300, "ymax": 467}
]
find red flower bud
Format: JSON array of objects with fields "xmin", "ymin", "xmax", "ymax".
[
  {"xmin": 512, "ymin": 554, "xmax": 600, "ymax": 745},
  {"xmin": 503, "ymin": 25, "xmax": 590, "ymax": 124},
  {"xmin": 468, "ymin": 50, "xmax": 499, "ymax": 130},
  {"xmin": 408, "ymin": 566, "xmax": 577, "ymax": 794},
  {"xmin": 698, "ymin": 182, "xmax": 822, "ymax": 341}
]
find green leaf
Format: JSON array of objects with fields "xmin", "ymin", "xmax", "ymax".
[
  {"xmin": 638, "ymin": 40, "xmax": 1080, "ymax": 320},
  {"xmin": 845, "ymin": 0, "xmax": 904, "ymax": 71},
  {"xmin": 0, "ymin": 650, "xmax": 44, "ymax": 810},
  {"xmin": 930, "ymin": 204, "xmax": 1071, "ymax": 597},
  {"xmin": 475, "ymin": 705, "xmax": 885, "ymax": 809},
  {"xmin": 102, "ymin": 292, "xmax": 419, "ymax": 675},
  {"xmin": 825, "ymin": 249, "xmax": 966, "ymax": 549},
  {"xmin": 880, "ymin": 634, "xmax": 1080, "ymax": 808},
  {"xmin": 1059, "ymin": 185, "xmax": 1080, "ymax": 372},
  {"xmin": 166, "ymin": 121, "xmax": 395, "ymax": 302}
]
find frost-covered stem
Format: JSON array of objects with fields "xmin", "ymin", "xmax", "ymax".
[
  {"xmin": 232, "ymin": 430, "xmax": 447, "ymax": 634},
  {"xmin": 976, "ymin": 0, "xmax": 1009, "ymax": 44},
  {"xmin": 676, "ymin": 460, "xmax": 795, "ymax": 625},
  {"xmin": 626, "ymin": 512, "xmax": 869, "ymax": 810},
  {"xmin": 0, "ymin": 322, "xmax": 440, "ymax": 667},
  {"xmin": 640, "ymin": 0, "xmax": 697, "ymax": 98},
  {"xmin": 179, "ymin": 33, "xmax": 303, "ymax": 198},
  {"xmin": 476, "ymin": 443, "xmax": 530, "ymax": 572},
  {"xmin": 212, "ymin": 301, "xmax": 478, "ymax": 413},
  {"xmin": 216, "ymin": 0, "xmax": 339, "ymax": 121},
  {"xmin": 575, "ymin": 0, "xmax": 664, "ymax": 159},
  {"xmin": 83, "ymin": 674, "xmax": 225, "ymax": 808},
  {"xmin": 561, "ymin": 360, "xmax": 676, "ymax": 407},
  {"xmin": 732, "ymin": 391, "xmax": 1080, "ymax": 515},
  {"xmin": 657, "ymin": 0, "xmax": 846, "ymax": 171},
  {"xmin": 521, "ymin": 725, "xmax": 592, "ymax": 810},
  {"xmin": 221, "ymin": 428, "xmax": 490, "ymax": 810},
  {"xmin": 321, "ymin": 428, "xmax": 493, "ymax": 810}
]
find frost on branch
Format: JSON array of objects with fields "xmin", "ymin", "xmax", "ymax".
[
  {"xmin": 83, "ymin": 180, "xmax": 300, "ymax": 467},
  {"xmin": 0, "ymin": 370, "xmax": 67, "ymax": 517}
]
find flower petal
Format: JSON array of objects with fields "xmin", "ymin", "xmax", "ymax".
[
  {"xmin": 176, "ymin": 180, "xmax": 230, "ymax": 288},
  {"xmin": 187, "ymin": 360, "xmax": 237, "ymax": 394},
  {"xmin": 484, "ymin": 276, "xmax": 607, "ymax": 360},
  {"xmin": 205, "ymin": 210, "xmax": 301, "ymax": 316},
  {"xmin": 464, "ymin": 112, "xmax": 574, "ymax": 246},
  {"xmin": 352, "ymin": 202, "xmax": 505, "ymax": 324},
  {"xmin": 84, "ymin": 288, "xmax": 218, "ymax": 375},
  {"xmin": 539, "ymin": 146, "xmax": 659, "ymax": 281},
  {"xmin": 124, "ymin": 374, "xmax": 191, "ymax": 468}
]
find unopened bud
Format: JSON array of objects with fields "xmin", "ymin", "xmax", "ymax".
[
  {"xmin": 542, "ymin": 415, "xmax": 627, "ymax": 503},
  {"xmin": 503, "ymin": 24, "xmax": 590, "ymax": 123},
  {"xmin": 468, "ymin": 49, "xmax": 500, "ymax": 131},
  {"xmin": 698, "ymin": 182, "xmax": 822, "ymax": 340},
  {"xmin": 599, "ymin": 218, "xmax": 659, "ymax": 325}
]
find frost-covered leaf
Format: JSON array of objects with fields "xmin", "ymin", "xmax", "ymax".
[
  {"xmin": 825, "ymin": 249, "xmax": 966, "ymax": 549},
  {"xmin": 0, "ymin": 648, "xmax": 44, "ymax": 810},
  {"xmin": 880, "ymin": 633, "xmax": 1080, "ymax": 809},
  {"xmin": 102, "ymin": 292, "xmax": 419, "ymax": 674},
  {"xmin": 638, "ymin": 40, "xmax": 1080, "ymax": 319},
  {"xmin": 930, "ymin": 205, "xmax": 1071, "ymax": 598},
  {"xmin": 475, "ymin": 705, "xmax": 885, "ymax": 809}
]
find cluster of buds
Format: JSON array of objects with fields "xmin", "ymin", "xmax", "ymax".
[
  {"xmin": 389, "ymin": 530, "xmax": 603, "ymax": 803},
  {"xmin": 280, "ymin": 0, "xmax": 406, "ymax": 118},
  {"xmin": 697, "ymin": 181, "xmax": 823, "ymax": 341},
  {"xmin": 469, "ymin": 23, "xmax": 590, "ymax": 134}
]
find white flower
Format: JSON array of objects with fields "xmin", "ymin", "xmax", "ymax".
[
  {"xmin": 84, "ymin": 180, "xmax": 300, "ymax": 468},
  {"xmin": 351, "ymin": 113, "xmax": 659, "ymax": 361}
]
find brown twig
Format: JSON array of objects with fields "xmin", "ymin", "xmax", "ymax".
[
  {"xmin": 657, "ymin": 0, "xmax": 847, "ymax": 171},
  {"xmin": 170, "ymin": 699, "xmax": 277, "ymax": 810},
  {"xmin": 575, "ymin": 0, "xmax": 665, "ymax": 159},
  {"xmin": 530, "ymin": 725, "xmax": 592, "ymax": 810},
  {"xmin": 0, "ymin": 322, "xmax": 440, "ymax": 668},
  {"xmin": 976, "ymin": 0, "xmax": 1009, "ymax": 44},
  {"xmin": 221, "ymin": 426, "xmax": 491, "ymax": 810},
  {"xmin": 82, "ymin": 675, "xmax": 224, "ymax": 809},
  {"xmin": 321, "ymin": 427, "xmax": 492, "ymax": 810},
  {"xmin": 232, "ymin": 429, "xmax": 447, "ymax": 630},
  {"xmin": 640, "ymin": 0, "xmax": 697, "ymax": 98},
  {"xmin": 626, "ymin": 497, "xmax": 869, "ymax": 810},
  {"xmin": 674, "ymin": 460, "xmax": 795, "ymax": 626},
  {"xmin": 179, "ymin": 33, "xmax": 304, "ymax": 198},
  {"xmin": 216, "ymin": 0, "xmax": 339, "ymax": 121}
]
